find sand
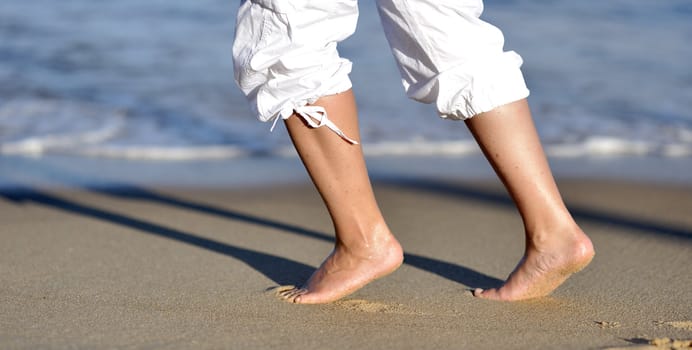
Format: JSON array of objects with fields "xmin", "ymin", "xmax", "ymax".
[{"xmin": 1, "ymin": 172, "xmax": 691, "ymax": 349}]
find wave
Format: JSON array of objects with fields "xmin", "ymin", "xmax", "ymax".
[
  {"xmin": 545, "ymin": 137, "xmax": 692, "ymax": 158},
  {"xmin": 4, "ymin": 136, "xmax": 690, "ymax": 160},
  {"xmin": 71, "ymin": 145, "xmax": 251, "ymax": 160},
  {"xmin": 1, "ymin": 99, "xmax": 691, "ymax": 161},
  {"xmin": 0, "ymin": 99, "xmax": 125, "ymax": 155}
]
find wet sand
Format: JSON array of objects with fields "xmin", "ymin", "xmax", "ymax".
[{"xmin": 1, "ymin": 176, "xmax": 691, "ymax": 349}]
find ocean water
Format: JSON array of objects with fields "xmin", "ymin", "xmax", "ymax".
[{"xmin": 1, "ymin": 0, "xmax": 691, "ymax": 160}]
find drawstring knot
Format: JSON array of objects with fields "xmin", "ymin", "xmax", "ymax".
[{"xmin": 270, "ymin": 105, "xmax": 359, "ymax": 144}]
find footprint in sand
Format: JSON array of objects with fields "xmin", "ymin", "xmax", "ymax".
[
  {"xmin": 654, "ymin": 320, "xmax": 692, "ymax": 332},
  {"xmin": 596, "ymin": 321, "xmax": 621, "ymax": 329},
  {"xmin": 597, "ymin": 320, "xmax": 692, "ymax": 349},
  {"xmin": 332, "ymin": 299, "xmax": 414, "ymax": 314},
  {"xmin": 604, "ymin": 337, "xmax": 692, "ymax": 350},
  {"xmin": 268, "ymin": 286, "xmax": 417, "ymax": 315}
]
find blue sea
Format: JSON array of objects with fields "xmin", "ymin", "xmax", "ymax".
[{"xmin": 1, "ymin": 0, "xmax": 691, "ymax": 162}]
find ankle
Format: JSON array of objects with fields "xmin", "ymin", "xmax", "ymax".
[
  {"xmin": 525, "ymin": 219, "xmax": 584, "ymax": 249},
  {"xmin": 335, "ymin": 222, "xmax": 400, "ymax": 254}
]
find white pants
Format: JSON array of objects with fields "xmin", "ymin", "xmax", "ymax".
[{"xmin": 232, "ymin": 0, "xmax": 530, "ymax": 143}]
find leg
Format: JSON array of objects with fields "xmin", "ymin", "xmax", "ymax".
[
  {"xmin": 233, "ymin": 1, "xmax": 400, "ymax": 303},
  {"xmin": 377, "ymin": 0, "xmax": 592, "ymax": 300},
  {"xmin": 467, "ymin": 99, "xmax": 594, "ymax": 301},
  {"xmin": 278, "ymin": 90, "xmax": 403, "ymax": 304}
]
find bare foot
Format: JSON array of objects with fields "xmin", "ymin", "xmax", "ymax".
[
  {"xmin": 278, "ymin": 234, "xmax": 403, "ymax": 304},
  {"xmin": 473, "ymin": 227, "xmax": 594, "ymax": 301}
]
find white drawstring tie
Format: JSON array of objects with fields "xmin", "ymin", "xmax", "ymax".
[{"xmin": 270, "ymin": 105, "xmax": 359, "ymax": 145}]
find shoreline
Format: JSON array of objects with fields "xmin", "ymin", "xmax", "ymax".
[{"xmin": 2, "ymin": 153, "xmax": 691, "ymax": 191}]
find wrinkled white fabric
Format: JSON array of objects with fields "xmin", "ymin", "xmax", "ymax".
[
  {"xmin": 232, "ymin": 0, "xmax": 530, "ymax": 141},
  {"xmin": 376, "ymin": 0, "xmax": 529, "ymax": 119}
]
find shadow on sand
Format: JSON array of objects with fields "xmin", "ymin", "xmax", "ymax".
[
  {"xmin": 2, "ymin": 187, "xmax": 314, "ymax": 286},
  {"xmin": 1, "ymin": 184, "xmax": 503, "ymax": 289},
  {"xmin": 377, "ymin": 176, "xmax": 692, "ymax": 241},
  {"xmin": 4, "ymin": 161, "xmax": 688, "ymax": 293}
]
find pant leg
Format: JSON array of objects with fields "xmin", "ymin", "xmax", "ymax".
[
  {"xmin": 232, "ymin": 0, "xmax": 359, "ymax": 142},
  {"xmin": 376, "ymin": 0, "xmax": 530, "ymax": 120}
]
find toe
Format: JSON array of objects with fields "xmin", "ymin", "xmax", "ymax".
[
  {"xmin": 290, "ymin": 289, "xmax": 308, "ymax": 303},
  {"xmin": 474, "ymin": 288, "xmax": 501, "ymax": 300},
  {"xmin": 278, "ymin": 287, "xmax": 299, "ymax": 300},
  {"xmin": 277, "ymin": 288, "xmax": 293, "ymax": 297},
  {"xmin": 278, "ymin": 288, "xmax": 308, "ymax": 303}
]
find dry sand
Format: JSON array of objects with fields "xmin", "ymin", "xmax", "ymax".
[{"xmin": 1, "ymin": 177, "xmax": 691, "ymax": 349}]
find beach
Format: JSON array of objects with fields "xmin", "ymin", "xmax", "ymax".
[
  {"xmin": 1, "ymin": 155, "xmax": 691, "ymax": 349},
  {"xmin": 1, "ymin": 0, "xmax": 691, "ymax": 347}
]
